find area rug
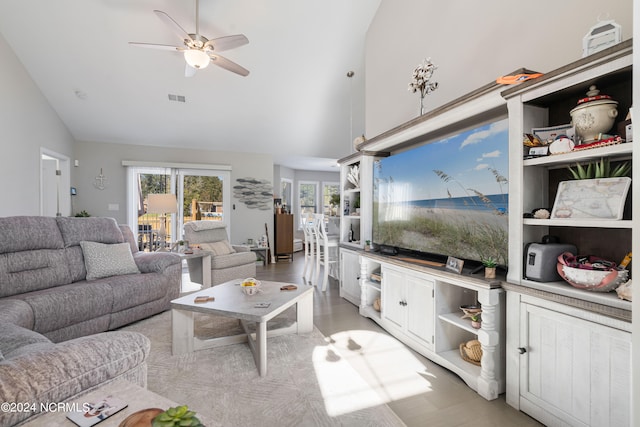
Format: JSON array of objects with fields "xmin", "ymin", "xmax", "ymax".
[{"xmin": 120, "ymin": 310, "xmax": 405, "ymax": 427}]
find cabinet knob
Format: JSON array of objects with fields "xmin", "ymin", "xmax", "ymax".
[{"xmin": 517, "ymin": 347, "xmax": 527, "ymax": 354}]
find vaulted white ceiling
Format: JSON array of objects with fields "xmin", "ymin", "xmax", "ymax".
[{"xmin": 0, "ymin": 0, "xmax": 380, "ymax": 171}]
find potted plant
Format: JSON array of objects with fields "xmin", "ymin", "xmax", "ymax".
[
  {"xmin": 469, "ymin": 313, "xmax": 482, "ymax": 329},
  {"xmin": 152, "ymin": 405, "xmax": 203, "ymax": 427},
  {"xmin": 481, "ymin": 256, "xmax": 498, "ymax": 279},
  {"xmin": 177, "ymin": 240, "xmax": 189, "ymax": 253},
  {"xmin": 566, "ymin": 157, "xmax": 630, "ymax": 180},
  {"xmin": 365, "ymin": 239, "xmax": 371, "ymax": 251},
  {"xmin": 353, "ymin": 195, "xmax": 360, "ymax": 215}
]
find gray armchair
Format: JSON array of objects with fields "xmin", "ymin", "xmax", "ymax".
[{"xmin": 183, "ymin": 221, "xmax": 256, "ymax": 286}]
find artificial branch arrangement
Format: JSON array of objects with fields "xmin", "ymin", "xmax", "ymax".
[{"xmin": 408, "ymin": 58, "xmax": 439, "ymax": 114}]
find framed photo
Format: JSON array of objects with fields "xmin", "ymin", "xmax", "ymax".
[
  {"xmin": 446, "ymin": 256, "xmax": 464, "ymax": 274},
  {"xmin": 532, "ymin": 124, "xmax": 574, "ymax": 143}
]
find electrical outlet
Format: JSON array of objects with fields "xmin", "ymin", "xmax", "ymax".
[{"xmin": 108, "ymin": 204, "xmax": 119, "ymax": 211}]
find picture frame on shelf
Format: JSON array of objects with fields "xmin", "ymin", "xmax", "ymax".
[
  {"xmin": 446, "ymin": 256, "xmax": 464, "ymax": 274},
  {"xmin": 532, "ymin": 124, "xmax": 574, "ymax": 144}
]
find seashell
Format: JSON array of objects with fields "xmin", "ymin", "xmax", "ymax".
[
  {"xmin": 533, "ymin": 208, "xmax": 550, "ymax": 219},
  {"xmin": 615, "ymin": 279, "xmax": 632, "ymax": 301}
]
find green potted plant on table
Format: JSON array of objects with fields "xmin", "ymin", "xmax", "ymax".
[
  {"xmin": 481, "ymin": 256, "xmax": 498, "ymax": 279},
  {"xmin": 152, "ymin": 405, "xmax": 203, "ymax": 427}
]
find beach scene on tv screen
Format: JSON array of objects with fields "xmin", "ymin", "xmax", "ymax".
[{"xmin": 373, "ymin": 118, "xmax": 509, "ymax": 265}]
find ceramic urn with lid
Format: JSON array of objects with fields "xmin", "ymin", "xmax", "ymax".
[{"xmin": 569, "ymin": 85, "xmax": 618, "ymax": 143}]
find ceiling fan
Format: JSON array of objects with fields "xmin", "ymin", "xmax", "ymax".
[{"xmin": 129, "ymin": 0, "xmax": 249, "ymax": 77}]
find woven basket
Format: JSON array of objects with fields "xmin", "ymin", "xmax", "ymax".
[{"xmin": 459, "ymin": 340, "xmax": 482, "ymax": 366}]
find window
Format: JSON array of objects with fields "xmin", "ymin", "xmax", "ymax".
[
  {"xmin": 298, "ymin": 181, "xmax": 318, "ymax": 228},
  {"xmin": 322, "ymin": 182, "xmax": 339, "ymax": 216}
]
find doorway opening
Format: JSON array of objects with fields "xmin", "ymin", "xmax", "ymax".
[{"xmin": 40, "ymin": 149, "xmax": 70, "ymax": 217}]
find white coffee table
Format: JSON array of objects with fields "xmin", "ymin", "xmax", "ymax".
[{"xmin": 171, "ymin": 280, "xmax": 313, "ymax": 376}]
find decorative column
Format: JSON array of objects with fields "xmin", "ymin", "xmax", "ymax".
[{"xmin": 476, "ymin": 287, "xmax": 504, "ymax": 400}]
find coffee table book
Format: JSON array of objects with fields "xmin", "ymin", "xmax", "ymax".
[{"xmin": 66, "ymin": 396, "xmax": 127, "ymax": 427}]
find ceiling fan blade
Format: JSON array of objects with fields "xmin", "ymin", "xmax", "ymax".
[
  {"xmin": 154, "ymin": 10, "xmax": 193, "ymax": 44},
  {"xmin": 208, "ymin": 54, "xmax": 250, "ymax": 76},
  {"xmin": 204, "ymin": 34, "xmax": 249, "ymax": 52},
  {"xmin": 185, "ymin": 63, "xmax": 197, "ymax": 78},
  {"xmin": 129, "ymin": 42, "xmax": 185, "ymax": 51}
]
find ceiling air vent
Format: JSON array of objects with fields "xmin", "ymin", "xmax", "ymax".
[{"xmin": 168, "ymin": 94, "xmax": 186, "ymax": 103}]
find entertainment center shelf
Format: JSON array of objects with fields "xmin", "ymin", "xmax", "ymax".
[
  {"xmin": 522, "ymin": 142, "xmax": 632, "ymax": 167},
  {"xmin": 501, "ymin": 40, "xmax": 633, "ymax": 426},
  {"xmin": 356, "ymin": 250, "xmax": 505, "ymax": 401},
  {"xmin": 337, "ymin": 39, "xmax": 633, "ymax": 426},
  {"xmin": 522, "ymin": 218, "xmax": 632, "ymax": 228}
]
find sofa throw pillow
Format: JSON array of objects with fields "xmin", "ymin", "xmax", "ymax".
[
  {"xmin": 199, "ymin": 241, "xmax": 236, "ymax": 256},
  {"xmin": 80, "ymin": 241, "xmax": 140, "ymax": 280}
]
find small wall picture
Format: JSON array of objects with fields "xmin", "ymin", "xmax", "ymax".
[{"xmin": 446, "ymin": 256, "xmax": 464, "ymax": 274}]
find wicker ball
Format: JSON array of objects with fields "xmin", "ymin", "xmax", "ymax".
[{"xmin": 373, "ymin": 297, "xmax": 381, "ymax": 311}]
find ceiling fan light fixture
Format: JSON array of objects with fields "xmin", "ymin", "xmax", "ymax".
[{"xmin": 184, "ymin": 49, "xmax": 210, "ymax": 69}]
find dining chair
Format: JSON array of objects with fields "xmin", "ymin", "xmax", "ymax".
[
  {"xmin": 301, "ymin": 214, "xmax": 316, "ymax": 282},
  {"xmin": 313, "ymin": 213, "xmax": 339, "ymax": 291}
]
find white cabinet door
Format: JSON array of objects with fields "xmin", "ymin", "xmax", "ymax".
[
  {"xmin": 339, "ymin": 249, "xmax": 360, "ymax": 304},
  {"xmin": 520, "ymin": 303, "xmax": 631, "ymax": 427},
  {"xmin": 381, "ymin": 267, "xmax": 405, "ymax": 328},
  {"xmin": 406, "ymin": 275, "xmax": 434, "ymax": 349}
]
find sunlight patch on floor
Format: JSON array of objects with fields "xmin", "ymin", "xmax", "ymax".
[
  {"xmin": 312, "ymin": 344, "xmax": 387, "ymax": 416},
  {"xmin": 313, "ymin": 329, "xmax": 435, "ymax": 416}
]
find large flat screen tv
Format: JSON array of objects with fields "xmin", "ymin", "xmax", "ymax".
[{"xmin": 373, "ymin": 118, "xmax": 509, "ymax": 267}]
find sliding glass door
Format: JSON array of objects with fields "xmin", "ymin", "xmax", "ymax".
[
  {"xmin": 126, "ymin": 165, "xmax": 230, "ymax": 251},
  {"xmin": 133, "ymin": 167, "xmax": 175, "ymax": 251},
  {"xmin": 176, "ymin": 169, "xmax": 230, "ymax": 239}
]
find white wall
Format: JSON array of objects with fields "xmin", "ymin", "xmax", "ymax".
[
  {"xmin": 365, "ymin": 0, "xmax": 634, "ymax": 138},
  {"xmin": 73, "ymin": 140, "xmax": 273, "ymax": 245},
  {"xmin": 0, "ymin": 33, "xmax": 75, "ymax": 216}
]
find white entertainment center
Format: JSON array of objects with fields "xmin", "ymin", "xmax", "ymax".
[{"xmin": 338, "ymin": 40, "xmax": 634, "ymax": 426}]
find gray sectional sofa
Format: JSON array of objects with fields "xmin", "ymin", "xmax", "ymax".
[{"xmin": 0, "ymin": 216, "xmax": 182, "ymax": 426}]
